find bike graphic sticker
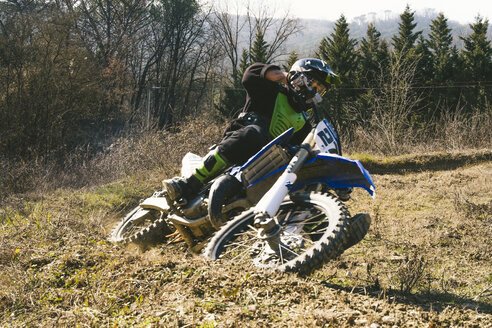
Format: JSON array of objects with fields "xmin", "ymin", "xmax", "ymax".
[{"xmin": 314, "ymin": 119, "xmax": 340, "ymax": 154}]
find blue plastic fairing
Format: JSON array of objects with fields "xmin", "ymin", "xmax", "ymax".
[{"xmin": 294, "ymin": 154, "xmax": 376, "ymax": 197}]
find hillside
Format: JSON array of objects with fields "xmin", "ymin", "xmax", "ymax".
[
  {"xmin": 1, "ymin": 148, "xmax": 491, "ymax": 327},
  {"xmin": 281, "ymin": 13, "xmax": 491, "ymax": 55}
]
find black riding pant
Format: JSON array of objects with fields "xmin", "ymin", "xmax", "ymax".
[{"xmin": 217, "ymin": 123, "xmax": 270, "ymax": 165}]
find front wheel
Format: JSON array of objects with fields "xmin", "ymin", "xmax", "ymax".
[{"xmin": 204, "ymin": 192, "xmax": 350, "ymax": 273}]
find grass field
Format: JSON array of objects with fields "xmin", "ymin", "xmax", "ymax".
[{"xmin": 1, "ymin": 145, "xmax": 490, "ymax": 327}]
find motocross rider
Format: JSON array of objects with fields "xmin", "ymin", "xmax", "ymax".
[{"xmin": 163, "ymin": 58, "xmax": 352, "ymax": 202}]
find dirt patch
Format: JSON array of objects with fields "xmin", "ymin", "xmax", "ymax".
[{"xmin": 0, "ymin": 152, "xmax": 491, "ymax": 327}]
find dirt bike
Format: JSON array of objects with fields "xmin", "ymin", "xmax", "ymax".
[{"xmin": 110, "ymin": 105, "xmax": 375, "ymax": 272}]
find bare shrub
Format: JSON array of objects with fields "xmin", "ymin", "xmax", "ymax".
[
  {"xmin": 430, "ymin": 106, "xmax": 492, "ymax": 151},
  {"xmin": 54, "ymin": 115, "xmax": 225, "ymax": 187},
  {"xmin": 395, "ymin": 251, "xmax": 428, "ymax": 294},
  {"xmin": 347, "ymin": 54, "xmax": 423, "ymax": 155},
  {"xmin": 1, "ymin": 114, "xmax": 226, "ymax": 203},
  {"xmin": 345, "ymin": 93, "xmax": 491, "ymax": 156}
]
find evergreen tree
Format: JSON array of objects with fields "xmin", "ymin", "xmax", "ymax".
[
  {"xmin": 317, "ymin": 15, "xmax": 358, "ymax": 85},
  {"xmin": 414, "ymin": 35, "xmax": 434, "ymax": 84},
  {"xmin": 392, "ymin": 5, "xmax": 422, "ymax": 60},
  {"xmin": 427, "ymin": 13, "xmax": 459, "ymax": 114},
  {"xmin": 357, "ymin": 23, "xmax": 390, "ymax": 122},
  {"xmin": 358, "ymin": 23, "xmax": 389, "ymax": 87},
  {"xmin": 413, "ymin": 35, "xmax": 435, "ymax": 120},
  {"xmin": 283, "ymin": 50, "xmax": 299, "ymax": 71},
  {"xmin": 389, "ymin": 6, "xmax": 425, "ymax": 125},
  {"xmin": 250, "ymin": 28, "xmax": 269, "ymax": 63},
  {"xmin": 428, "ymin": 13, "xmax": 455, "ymax": 83},
  {"xmin": 460, "ymin": 16, "xmax": 492, "ymax": 83},
  {"xmin": 238, "ymin": 48, "xmax": 250, "ymax": 85},
  {"xmin": 459, "ymin": 16, "xmax": 492, "ymax": 112},
  {"xmin": 217, "ymin": 28, "xmax": 270, "ymax": 118},
  {"xmin": 317, "ymin": 15, "xmax": 359, "ymax": 130},
  {"xmin": 217, "ymin": 48, "xmax": 249, "ymax": 118}
]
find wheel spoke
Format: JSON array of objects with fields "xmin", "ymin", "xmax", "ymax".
[
  {"xmin": 279, "ymin": 243, "xmax": 300, "ymax": 258},
  {"xmin": 295, "ymin": 233, "xmax": 316, "ymax": 245},
  {"xmin": 299, "ymin": 213, "xmax": 325, "ymax": 224},
  {"xmin": 302, "ymin": 227, "xmax": 330, "ymax": 236},
  {"xmin": 221, "ymin": 229, "xmax": 259, "ymax": 258},
  {"xmin": 206, "ymin": 192, "xmax": 348, "ymax": 272},
  {"xmin": 277, "ymin": 209, "xmax": 294, "ymax": 226},
  {"xmin": 223, "ymin": 236, "xmax": 258, "ymax": 254},
  {"xmin": 278, "ymin": 243, "xmax": 285, "ymax": 264}
]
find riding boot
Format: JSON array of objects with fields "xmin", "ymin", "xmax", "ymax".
[{"xmin": 162, "ymin": 150, "xmax": 228, "ymax": 201}]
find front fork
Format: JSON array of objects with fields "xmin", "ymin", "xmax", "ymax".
[{"xmin": 253, "ymin": 129, "xmax": 316, "ymax": 250}]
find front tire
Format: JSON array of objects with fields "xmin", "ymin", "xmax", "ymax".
[{"xmin": 204, "ymin": 192, "xmax": 350, "ymax": 274}]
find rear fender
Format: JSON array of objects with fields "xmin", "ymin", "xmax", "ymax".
[{"xmin": 139, "ymin": 197, "xmax": 170, "ymax": 212}]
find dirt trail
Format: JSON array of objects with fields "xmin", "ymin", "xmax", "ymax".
[{"xmin": 0, "ymin": 152, "xmax": 491, "ymax": 327}]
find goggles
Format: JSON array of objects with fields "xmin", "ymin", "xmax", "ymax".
[{"xmin": 309, "ymin": 79, "xmax": 327, "ymax": 96}]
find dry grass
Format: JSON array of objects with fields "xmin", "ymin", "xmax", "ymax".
[
  {"xmin": 342, "ymin": 162, "xmax": 491, "ymax": 298},
  {"xmin": 1, "ymin": 149, "xmax": 491, "ymax": 326},
  {"xmin": 0, "ymin": 115, "xmax": 226, "ymax": 206},
  {"xmin": 1, "ymin": 113, "xmax": 491, "ymax": 327},
  {"xmin": 346, "ymin": 109, "xmax": 492, "ymax": 156}
]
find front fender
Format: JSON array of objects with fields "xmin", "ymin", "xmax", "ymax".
[{"xmin": 295, "ymin": 154, "xmax": 376, "ymax": 197}]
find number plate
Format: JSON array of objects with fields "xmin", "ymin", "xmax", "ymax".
[{"xmin": 314, "ymin": 119, "xmax": 340, "ymax": 154}]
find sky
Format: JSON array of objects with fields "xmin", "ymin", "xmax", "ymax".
[
  {"xmin": 211, "ymin": 0, "xmax": 491, "ymax": 25},
  {"xmin": 284, "ymin": 0, "xmax": 490, "ymax": 24}
]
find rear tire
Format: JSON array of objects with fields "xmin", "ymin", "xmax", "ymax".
[
  {"xmin": 204, "ymin": 192, "xmax": 350, "ymax": 274},
  {"xmin": 109, "ymin": 206, "xmax": 174, "ymax": 246}
]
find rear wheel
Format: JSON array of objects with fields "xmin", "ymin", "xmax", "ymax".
[
  {"xmin": 204, "ymin": 192, "xmax": 350, "ymax": 273},
  {"xmin": 109, "ymin": 206, "xmax": 174, "ymax": 245}
]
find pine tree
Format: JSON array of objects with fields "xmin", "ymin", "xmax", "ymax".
[
  {"xmin": 460, "ymin": 16, "xmax": 492, "ymax": 83},
  {"xmin": 357, "ymin": 23, "xmax": 390, "ymax": 122},
  {"xmin": 359, "ymin": 23, "xmax": 389, "ymax": 87},
  {"xmin": 238, "ymin": 48, "xmax": 250, "ymax": 85},
  {"xmin": 428, "ymin": 13, "xmax": 455, "ymax": 84},
  {"xmin": 412, "ymin": 35, "xmax": 435, "ymax": 120},
  {"xmin": 217, "ymin": 28, "xmax": 270, "ymax": 119},
  {"xmin": 283, "ymin": 50, "xmax": 299, "ymax": 71},
  {"xmin": 414, "ymin": 35, "xmax": 434, "ymax": 84},
  {"xmin": 250, "ymin": 28, "xmax": 269, "ymax": 64},
  {"xmin": 317, "ymin": 15, "xmax": 358, "ymax": 130},
  {"xmin": 459, "ymin": 16, "xmax": 492, "ymax": 112},
  {"xmin": 317, "ymin": 15, "xmax": 358, "ymax": 85},
  {"xmin": 427, "ymin": 13, "xmax": 459, "ymax": 114},
  {"xmin": 217, "ymin": 48, "xmax": 249, "ymax": 118},
  {"xmin": 392, "ymin": 5, "xmax": 422, "ymax": 60}
]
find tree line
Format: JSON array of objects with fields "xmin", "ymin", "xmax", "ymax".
[
  {"xmin": 315, "ymin": 7, "xmax": 491, "ymax": 138},
  {"xmin": 0, "ymin": 1, "xmax": 490, "ymax": 161}
]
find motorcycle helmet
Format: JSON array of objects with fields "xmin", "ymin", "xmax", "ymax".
[{"xmin": 287, "ymin": 58, "xmax": 341, "ymax": 112}]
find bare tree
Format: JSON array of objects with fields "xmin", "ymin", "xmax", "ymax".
[
  {"xmin": 76, "ymin": 0, "xmax": 151, "ymax": 65},
  {"xmin": 211, "ymin": 0, "xmax": 300, "ymax": 81},
  {"xmin": 247, "ymin": 2, "xmax": 301, "ymax": 62},
  {"xmin": 361, "ymin": 53, "xmax": 424, "ymax": 154},
  {"xmin": 209, "ymin": 1, "xmax": 247, "ymax": 83}
]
